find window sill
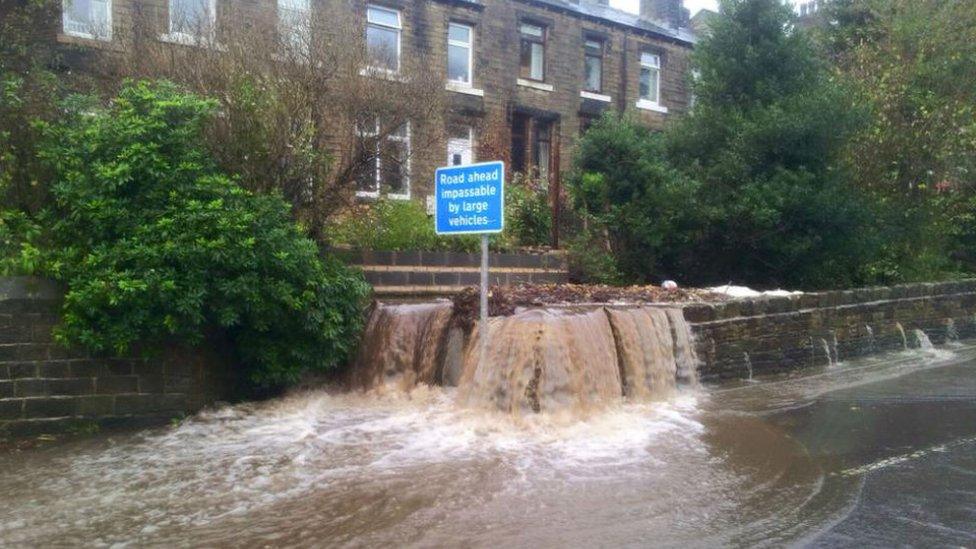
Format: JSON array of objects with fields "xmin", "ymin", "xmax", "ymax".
[
  {"xmin": 356, "ymin": 191, "xmax": 410, "ymax": 201},
  {"xmin": 446, "ymin": 81, "xmax": 484, "ymax": 96},
  {"xmin": 159, "ymin": 32, "xmax": 225, "ymax": 51},
  {"xmin": 61, "ymin": 28, "xmax": 112, "ymax": 42},
  {"xmin": 360, "ymin": 67, "xmax": 408, "ymax": 82},
  {"xmin": 580, "ymin": 90, "xmax": 611, "ymax": 102},
  {"xmin": 58, "ymin": 31, "xmax": 115, "ymax": 48},
  {"xmin": 636, "ymin": 99, "xmax": 668, "ymax": 113},
  {"xmin": 517, "ymin": 78, "xmax": 553, "ymax": 92}
]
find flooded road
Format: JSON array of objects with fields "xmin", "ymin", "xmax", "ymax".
[{"xmin": 1, "ymin": 346, "xmax": 975, "ymax": 547}]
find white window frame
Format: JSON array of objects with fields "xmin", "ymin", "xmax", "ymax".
[
  {"xmin": 637, "ymin": 51, "xmax": 668, "ymax": 113},
  {"xmin": 63, "ymin": 0, "xmax": 112, "ymax": 41},
  {"xmin": 161, "ymin": 0, "xmax": 217, "ymax": 47},
  {"xmin": 366, "ymin": 5, "xmax": 402, "ymax": 74},
  {"xmin": 519, "ymin": 22, "xmax": 546, "ymax": 82},
  {"xmin": 583, "ymin": 36, "xmax": 603, "ymax": 93},
  {"xmin": 278, "ymin": 0, "xmax": 310, "ymax": 57},
  {"xmin": 356, "ymin": 119, "xmax": 411, "ymax": 200},
  {"xmin": 447, "ymin": 22, "xmax": 474, "ymax": 87},
  {"xmin": 447, "ymin": 126, "xmax": 475, "ymax": 167}
]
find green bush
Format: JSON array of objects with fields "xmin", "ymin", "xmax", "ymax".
[
  {"xmin": 565, "ymin": 231, "xmax": 621, "ymax": 285},
  {"xmin": 505, "ymin": 173, "xmax": 552, "ymax": 248},
  {"xmin": 39, "ymin": 81, "xmax": 370, "ymax": 386},
  {"xmin": 328, "ymin": 199, "xmax": 480, "ymax": 252},
  {"xmin": 0, "ymin": 208, "xmax": 42, "ymax": 276}
]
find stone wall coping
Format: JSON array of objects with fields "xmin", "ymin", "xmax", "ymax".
[
  {"xmin": 0, "ymin": 277, "xmax": 63, "ymax": 303},
  {"xmin": 682, "ymin": 279, "xmax": 976, "ymax": 323},
  {"xmin": 329, "ymin": 249, "xmax": 569, "ymax": 270}
]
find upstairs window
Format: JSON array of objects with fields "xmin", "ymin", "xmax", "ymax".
[
  {"xmin": 168, "ymin": 0, "xmax": 216, "ymax": 40},
  {"xmin": 639, "ymin": 52, "xmax": 661, "ymax": 104},
  {"xmin": 366, "ymin": 5, "xmax": 401, "ymax": 73},
  {"xmin": 447, "ymin": 23, "xmax": 473, "ymax": 86},
  {"xmin": 583, "ymin": 37, "xmax": 603, "ymax": 93},
  {"xmin": 519, "ymin": 22, "xmax": 546, "ymax": 81},
  {"xmin": 356, "ymin": 118, "xmax": 411, "ymax": 199},
  {"xmin": 278, "ymin": 0, "xmax": 310, "ymax": 56},
  {"xmin": 63, "ymin": 0, "xmax": 112, "ymax": 40}
]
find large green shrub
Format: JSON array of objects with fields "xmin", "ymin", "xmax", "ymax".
[
  {"xmin": 39, "ymin": 81, "xmax": 370, "ymax": 386},
  {"xmin": 568, "ymin": 113, "xmax": 702, "ymax": 283}
]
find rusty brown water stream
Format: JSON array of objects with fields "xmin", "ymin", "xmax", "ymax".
[{"xmin": 1, "ymin": 304, "xmax": 975, "ymax": 547}]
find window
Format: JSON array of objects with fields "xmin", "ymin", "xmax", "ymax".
[
  {"xmin": 534, "ymin": 121, "xmax": 552, "ymax": 180},
  {"xmin": 639, "ymin": 52, "xmax": 661, "ymax": 104},
  {"xmin": 447, "ymin": 23, "xmax": 473, "ymax": 86},
  {"xmin": 519, "ymin": 22, "xmax": 546, "ymax": 81},
  {"xmin": 583, "ymin": 37, "xmax": 603, "ymax": 93},
  {"xmin": 63, "ymin": 0, "xmax": 111, "ymax": 40},
  {"xmin": 278, "ymin": 0, "xmax": 310, "ymax": 56},
  {"xmin": 168, "ymin": 0, "xmax": 215, "ymax": 40},
  {"xmin": 447, "ymin": 126, "xmax": 474, "ymax": 167},
  {"xmin": 689, "ymin": 69, "xmax": 700, "ymax": 110},
  {"xmin": 366, "ymin": 5, "xmax": 401, "ymax": 73},
  {"xmin": 356, "ymin": 118, "xmax": 410, "ymax": 199}
]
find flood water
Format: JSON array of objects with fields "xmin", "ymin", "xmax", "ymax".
[{"xmin": 2, "ymin": 345, "xmax": 975, "ymax": 547}]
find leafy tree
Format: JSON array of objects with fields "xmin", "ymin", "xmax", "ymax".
[
  {"xmin": 667, "ymin": 0, "xmax": 876, "ymax": 289},
  {"xmin": 822, "ymin": 0, "xmax": 976, "ymax": 279},
  {"xmin": 39, "ymin": 81, "xmax": 370, "ymax": 386}
]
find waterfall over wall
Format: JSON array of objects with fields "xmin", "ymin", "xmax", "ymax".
[
  {"xmin": 458, "ymin": 308, "xmax": 622, "ymax": 415},
  {"xmin": 351, "ymin": 302, "xmax": 454, "ymax": 391},
  {"xmin": 353, "ymin": 303, "xmax": 700, "ymax": 413}
]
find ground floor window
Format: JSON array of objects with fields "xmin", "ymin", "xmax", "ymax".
[
  {"xmin": 63, "ymin": 0, "xmax": 112, "ymax": 39},
  {"xmin": 447, "ymin": 126, "xmax": 474, "ymax": 166},
  {"xmin": 356, "ymin": 118, "xmax": 411, "ymax": 199}
]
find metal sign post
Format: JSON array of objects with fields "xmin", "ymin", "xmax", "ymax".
[
  {"xmin": 480, "ymin": 234, "xmax": 489, "ymax": 353},
  {"xmin": 434, "ymin": 161, "xmax": 505, "ymax": 358}
]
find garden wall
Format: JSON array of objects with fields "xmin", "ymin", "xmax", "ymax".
[
  {"xmin": 685, "ymin": 280, "xmax": 976, "ymax": 381},
  {"xmin": 336, "ymin": 249, "xmax": 569, "ymax": 297},
  {"xmin": 0, "ymin": 277, "xmax": 236, "ymax": 436}
]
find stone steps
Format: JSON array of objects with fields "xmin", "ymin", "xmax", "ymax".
[{"xmin": 332, "ymin": 249, "xmax": 570, "ymax": 297}]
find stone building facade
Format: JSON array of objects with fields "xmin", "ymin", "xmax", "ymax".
[{"xmin": 52, "ymin": 0, "xmax": 696, "ymax": 240}]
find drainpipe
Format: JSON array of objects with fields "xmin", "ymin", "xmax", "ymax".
[{"xmin": 619, "ymin": 32, "xmax": 628, "ymax": 115}]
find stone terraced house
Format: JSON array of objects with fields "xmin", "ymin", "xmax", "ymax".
[{"xmin": 54, "ymin": 0, "xmax": 696, "ymax": 234}]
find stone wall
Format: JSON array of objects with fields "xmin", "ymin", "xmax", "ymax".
[
  {"xmin": 0, "ymin": 277, "xmax": 236, "ymax": 436},
  {"xmin": 684, "ymin": 280, "xmax": 976, "ymax": 381}
]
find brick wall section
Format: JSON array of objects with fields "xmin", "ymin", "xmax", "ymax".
[
  {"xmin": 685, "ymin": 280, "xmax": 976, "ymax": 381},
  {"xmin": 0, "ymin": 277, "xmax": 237, "ymax": 436}
]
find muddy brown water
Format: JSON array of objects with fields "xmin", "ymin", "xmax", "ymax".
[{"xmin": 1, "ymin": 328, "xmax": 975, "ymax": 546}]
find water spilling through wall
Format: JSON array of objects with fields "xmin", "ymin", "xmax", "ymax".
[{"xmin": 353, "ymin": 303, "xmax": 700, "ymax": 414}]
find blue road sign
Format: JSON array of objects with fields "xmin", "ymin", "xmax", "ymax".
[{"xmin": 434, "ymin": 161, "xmax": 505, "ymax": 235}]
